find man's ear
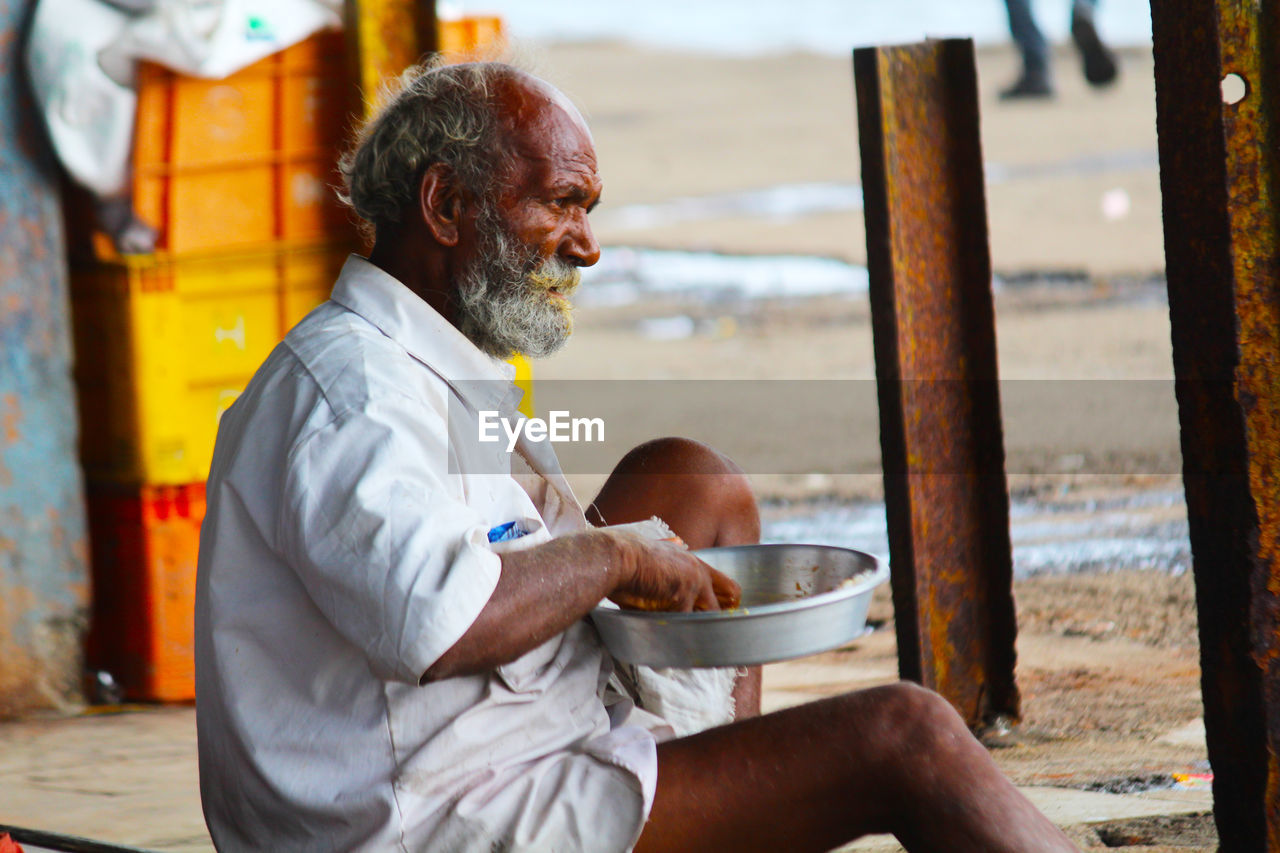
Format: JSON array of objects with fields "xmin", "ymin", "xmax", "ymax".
[{"xmin": 419, "ymin": 163, "xmax": 464, "ymax": 247}]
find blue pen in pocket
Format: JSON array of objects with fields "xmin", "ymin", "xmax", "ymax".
[{"xmin": 487, "ymin": 520, "xmax": 529, "ymax": 544}]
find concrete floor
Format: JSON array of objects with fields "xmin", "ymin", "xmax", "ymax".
[{"xmin": 0, "ymin": 667, "xmax": 1213, "ymax": 853}]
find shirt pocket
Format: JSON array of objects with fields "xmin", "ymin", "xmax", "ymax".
[
  {"xmin": 486, "ymin": 515, "xmax": 548, "ymax": 556},
  {"xmin": 488, "ymin": 518, "xmax": 564, "ymax": 692}
]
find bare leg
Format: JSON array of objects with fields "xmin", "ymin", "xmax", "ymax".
[
  {"xmin": 587, "ymin": 437, "xmax": 760, "ymax": 548},
  {"xmin": 636, "ymin": 683, "xmax": 1078, "ymax": 853},
  {"xmin": 597, "ymin": 441, "xmax": 1076, "ymax": 851},
  {"xmin": 589, "ymin": 437, "xmax": 762, "ymax": 715}
]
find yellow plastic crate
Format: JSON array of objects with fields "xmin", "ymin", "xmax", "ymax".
[
  {"xmin": 72, "ymin": 242, "xmax": 535, "ymax": 484},
  {"xmin": 68, "ymin": 14, "xmax": 528, "ymax": 484},
  {"xmin": 71, "ymin": 243, "xmax": 348, "ymax": 484}
]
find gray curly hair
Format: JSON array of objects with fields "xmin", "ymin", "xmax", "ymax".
[{"xmin": 337, "ymin": 60, "xmax": 520, "ymax": 234}]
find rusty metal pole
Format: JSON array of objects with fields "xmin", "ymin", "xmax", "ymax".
[
  {"xmin": 1151, "ymin": 1, "xmax": 1280, "ymax": 847},
  {"xmin": 853, "ymin": 39, "xmax": 1020, "ymax": 728},
  {"xmin": 0, "ymin": 0, "xmax": 90, "ymax": 715},
  {"xmin": 344, "ymin": 0, "xmax": 439, "ymax": 113}
]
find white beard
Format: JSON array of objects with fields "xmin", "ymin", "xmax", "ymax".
[{"xmin": 455, "ymin": 213, "xmax": 580, "ymax": 359}]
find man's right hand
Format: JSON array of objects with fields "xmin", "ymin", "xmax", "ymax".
[{"xmin": 606, "ymin": 534, "xmax": 741, "ymax": 613}]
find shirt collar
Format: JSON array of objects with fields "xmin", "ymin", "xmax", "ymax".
[{"xmin": 329, "ymin": 255, "xmax": 521, "ymax": 414}]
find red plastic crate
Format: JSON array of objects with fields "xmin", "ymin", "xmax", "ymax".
[{"xmin": 85, "ymin": 482, "xmax": 205, "ymax": 702}]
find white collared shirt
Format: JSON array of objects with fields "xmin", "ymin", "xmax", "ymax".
[{"xmin": 195, "ymin": 256, "xmax": 659, "ymax": 852}]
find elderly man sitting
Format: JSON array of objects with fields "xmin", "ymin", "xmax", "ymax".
[{"xmin": 194, "ymin": 62, "xmax": 1077, "ymax": 852}]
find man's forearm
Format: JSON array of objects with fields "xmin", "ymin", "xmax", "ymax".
[
  {"xmin": 423, "ymin": 528, "xmax": 734, "ymax": 683},
  {"xmin": 421, "ymin": 530, "xmax": 627, "ymax": 682}
]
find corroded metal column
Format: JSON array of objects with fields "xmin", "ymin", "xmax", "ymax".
[
  {"xmin": 344, "ymin": 0, "xmax": 438, "ymax": 112},
  {"xmin": 0, "ymin": 0, "xmax": 89, "ymax": 715},
  {"xmin": 854, "ymin": 39, "xmax": 1020, "ymax": 728},
  {"xmin": 1151, "ymin": 1, "xmax": 1280, "ymax": 846}
]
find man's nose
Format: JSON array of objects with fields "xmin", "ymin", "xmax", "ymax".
[{"xmin": 562, "ymin": 210, "xmax": 600, "ymax": 267}]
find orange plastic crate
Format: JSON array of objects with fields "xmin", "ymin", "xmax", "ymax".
[
  {"xmin": 126, "ymin": 30, "xmax": 358, "ymax": 255},
  {"xmin": 85, "ymin": 482, "xmax": 205, "ymax": 702},
  {"xmin": 65, "ymin": 19, "xmax": 511, "ymax": 258},
  {"xmin": 438, "ymin": 15, "xmax": 507, "ymax": 58}
]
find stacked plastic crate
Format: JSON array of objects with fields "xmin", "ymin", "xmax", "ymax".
[{"xmin": 70, "ymin": 20, "xmax": 509, "ymax": 702}]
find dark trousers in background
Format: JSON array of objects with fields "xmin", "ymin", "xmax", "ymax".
[{"xmin": 1004, "ymin": 0, "xmax": 1098, "ymax": 76}]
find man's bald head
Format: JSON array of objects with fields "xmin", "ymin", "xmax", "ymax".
[
  {"xmin": 492, "ymin": 71, "xmax": 593, "ymax": 151},
  {"xmin": 337, "ymin": 62, "xmax": 581, "ymax": 237}
]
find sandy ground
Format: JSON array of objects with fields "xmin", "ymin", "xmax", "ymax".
[
  {"xmin": 2, "ymin": 38, "xmax": 1220, "ymax": 851},
  {"xmin": 523, "ymin": 40, "xmax": 1165, "ymax": 276}
]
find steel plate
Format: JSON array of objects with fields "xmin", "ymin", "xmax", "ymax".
[{"xmin": 591, "ymin": 544, "xmax": 889, "ymax": 667}]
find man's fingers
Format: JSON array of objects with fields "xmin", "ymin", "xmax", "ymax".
[
  {"xmin": 692, "ymin": 573, "xmax": 721, "ymax": 612},
  {"xmin": 709, "ymin": 567, "xmax": 741, "ymax": 610},
  {"xmin": 612, "ymin": 543, "xmax": 741, "ymax": 613}
]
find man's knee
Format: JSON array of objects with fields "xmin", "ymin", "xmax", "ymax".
[
  {"xmin": 611, "ymin": 437, "xmax": 740, "ymax": 476},
  {"xmin": 834, "ymin": 682, "xmax": 972, "ymax": 763},
  {"xmin": 876, "ymin": 681, "xmax": 965, "ymax": 729},
  {"xmin": 590, "ymin": 437, "xmax": 759, "ymax": 547},
  {"xmin": 624, "ymin": 437, "xmax": 753, "ymax": 499}
]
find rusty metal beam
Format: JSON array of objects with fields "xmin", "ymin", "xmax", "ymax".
[
  {"xmin": 1151, "ymin": 1, "xmax": 1280, "ymax": 846},
  {"xmin": 344, "ymin": 0, "xmax": 439, "ymax": 114},
  {"xmin": 853, "ymin": 39, "xmax": 1019, "ymax": 728}
]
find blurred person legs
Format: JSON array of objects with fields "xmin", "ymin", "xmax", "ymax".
[
  {"xmin": 1001, "ymin": 0, "xmax": 1053, "ymax": 98},
  {"xmin": 1070, "ymin": 0, "xmax": 1118, "ymax": 86},
  {"xmin": 1001, "ymin": 0, "xmax": 1118, "ymax": 100}
]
